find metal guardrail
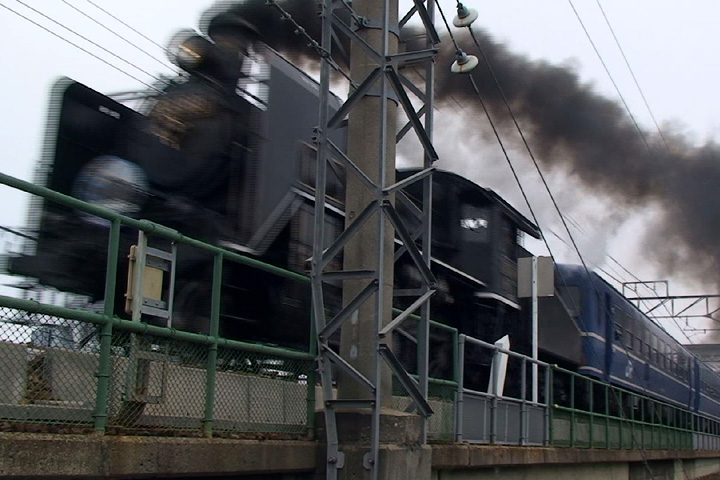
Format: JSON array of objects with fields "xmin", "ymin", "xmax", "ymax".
[
  {"xmin": 456, "ymin": 334, "xmax": 550, "ymax": 445},
  {"xmin": 4, "ymin": 170, "xmax": 720, "ymax": 448},
  {"xmin": 0, "ymin": 172, "xmax": 316, "ymax": 437},
  {"xmin": 454, "ymin": 331, "xmax": 720, "ymax": 450}
]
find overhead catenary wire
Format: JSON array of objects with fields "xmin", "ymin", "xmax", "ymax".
[
  {"xmin": 9, "ymin": 0, "xmax": 168, "ymax": 87},
  {"xmin": 82, "ymin": 0, "xmax": 170, "ymax": 54},
  {"xmin": 607, "ymin": 255, "xmax": 695, "ymax": 344},
  {"xmin": 595, "ymin": 0, "xmax": 671, "ymax": 152},
  {"xmin": 464, "ymin": 24, "xmax": 598, "ymax": 291},
  {"xmin": 59, "ymin": 0, "xmax": 175, "ymax": 72},
  {"xmin": 458, "ymin": 1, "xmax": 693, "ymax": 349},
  {"xmin": 0, "ymin": 2, "xmax": 163, "ymax": 92},
  {"xmin": 464, "ymin": 0, "xmax": 693, "ymax": 369},
  {"xmin": 266, "ymin": 0, "xmax": 356, "ymax": 88},
  {"xmin": 566, "ymin": 0, "xmax": 652, "ymax": 152}
]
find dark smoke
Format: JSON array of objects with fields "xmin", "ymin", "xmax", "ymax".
[
  {"xmin": 432, "ymin": 30, "xmax": 720, "ymax": 289},
  {"xmin": 201, "ymin": 2, "xmax": 720, "ymax": 290},
  {"xmin": 199, "ymin": 0, "xmax": 349, "ymax": 67}
]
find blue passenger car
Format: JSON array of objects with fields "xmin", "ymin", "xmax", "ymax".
[{"xmin": 542, "ymin": 264, "xmax": 720, "ymax": 419}]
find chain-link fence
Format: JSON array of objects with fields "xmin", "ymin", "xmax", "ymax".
[
  {"xmin": 0, "ymin": 305, "xmax": 314, "ymax": 437},
  {"xmin": 0, "ymin": 173, "xmax": 320, "ymax": 438}
]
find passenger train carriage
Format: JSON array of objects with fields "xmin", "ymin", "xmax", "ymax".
[{"xmin": 540, "ymin": 264, "xmax": 720, "ymax": 418}]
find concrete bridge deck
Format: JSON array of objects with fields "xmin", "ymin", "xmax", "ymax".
[{"xmin": 3, "ymin": 432, "xmax": 720, "ymax": 479}]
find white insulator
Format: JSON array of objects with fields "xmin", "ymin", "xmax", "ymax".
[
  {"xmin": 453, "ymin": 4, "xmax": 479, "ymax": 27},
  {"xmin": 451, "ymin": 51, "xmax": 479, "ymax": 74}
]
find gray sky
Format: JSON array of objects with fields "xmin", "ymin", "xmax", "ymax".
[{"xmin": 1, "ymin": 0, "xmax": 719, "ymax": 339}]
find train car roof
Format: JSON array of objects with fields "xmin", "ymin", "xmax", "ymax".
[{"xmin": 399, "ymin": 167, "xmax": 541, "ymax": 239}]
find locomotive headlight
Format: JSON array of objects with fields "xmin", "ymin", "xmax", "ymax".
[
  {"xmin": 167, "ymin": 29, "xmax": 210, "ymax": 72},
  {"xmin": 72, "ymin": 155, "xmax": 150, "ymax": 227},
  {"xmin": 177, "ymin": 42, "xmax": 203, "ymax": 68}
]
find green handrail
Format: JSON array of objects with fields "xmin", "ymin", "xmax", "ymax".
[{"xmin": 0, "ymin": 295, "xmax": 314, "ymax": 361}]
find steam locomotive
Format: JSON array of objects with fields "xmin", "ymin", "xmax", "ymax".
[{"xmin": 6, "ymin": 12, "xmax": 720, "ymax": 422}]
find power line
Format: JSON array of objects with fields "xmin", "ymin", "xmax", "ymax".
[
  {"xmin": 59, "ymin": 0, "xmax": 175, "ymax": 72},
  {"xmin": 566, "ymin": 0, "xmax": 652, "ymax": 152},
  {"xmin": 13, "ymin": 0, "xmax": 168, "ymax": 85},
  {"xmin": 465, "ymin": 24, "xmax": 597, "ymax": 287},
  {"xmin": 82, "ymin": 0, "xmax": 169, "ymax": 54},
  {"xmin": 265, "ymin": 0, "xmax": 356, "ymax": 87},
  {"xmin": 594, "ymin": 0, "xmax": 672, "ymax": 151},
  {"xmin": 0, "ymin": 2, "xmax": 162, "ymax": 92}
]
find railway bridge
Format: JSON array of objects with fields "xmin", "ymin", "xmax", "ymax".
[{"xmin": 2, "ymin": 170, "xmax": 720, "ymax": 479}]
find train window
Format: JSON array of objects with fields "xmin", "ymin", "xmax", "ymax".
[
  {"xmin": 459, "ymin": 203, "xmax": 490, "ymax": 243},
  {"xmin": 652, "ymin": 348, "xmax": 659, "ymax": 364},
  {"xmin": 614, "ymin": 323, "xmax": 623, "ymax": 341},
  {"xmin": 633, "ymin": 336, "xmax": 641, "ymax": 353},
  {"xmin": 235, "ymin": 49, "xmax": 270, "ymax": 110}
]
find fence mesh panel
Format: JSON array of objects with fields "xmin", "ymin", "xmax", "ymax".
[
  {"xmin": 0, "ymin": 307, "xmax": 100, "ymax": 429},
  {"xmin": 0, "ymin": 306, "xmax": 313, "ymax": 437}
]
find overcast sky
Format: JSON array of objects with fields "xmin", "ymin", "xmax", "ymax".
[{"xmin": 1, "ymin": 0, "xmax": 719, "ymax": 339}]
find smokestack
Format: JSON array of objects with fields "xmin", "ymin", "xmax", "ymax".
[{"xmin": 201, "ymin": 2, "xmax": 720, "ymax": 291}]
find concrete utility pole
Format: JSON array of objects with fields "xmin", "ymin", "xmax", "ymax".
[
  {"xmin": 338, "ymin": 0, "xmax": 398, "ymax": 405},
  {"xmin": 311, "ymin": 0, "xmax": 439, "ymax": 477}
]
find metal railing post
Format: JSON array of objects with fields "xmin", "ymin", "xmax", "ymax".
[
  {"xmin": 202, "ymin": 253, "xmax": 223, "ymax": 438},
  {"xmin": 520, "ymin": 357, "xmax": 527, "ymax": 445},
  {"xmin": 570, "ymin": 373, "xmax": 575, "ymax": 447},
  {"xmin": 455, "ymin": 335, "xmax": 465, "ymax": 442},
  {"xmin": 306, "ymin": 308, "xmax": 318, "ymax": 437},
  {"xmin": 617, "ymin": 389, "xmax": 622, "ymax": 449},
  {"xmin": 604, "ymin": 384, "xmax": 610, "ymax": 448},
  {"xmin": 631, "ymin": 393, "xmax": 636, "ymax": 448},
  {"xmin": 93, "ymin": 219, "xmax": 120, "ymax": 433},
  {"xmin": 490, "ymin": 345, "xmax": 499, "ymax": 444},
  {"xmin": 547, "ymin": 365, "xmax": 554, "ymax": 446},
  {"xmin": 588, "ymin": 377, "xmax": 594, "ymax": 448},
  {"xmin": 641, "ymin": 398, "xmax": 646, "ymax": 449}
]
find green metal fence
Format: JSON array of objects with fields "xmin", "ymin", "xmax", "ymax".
[
  {"xmin": 549, "ymin": 366, "xmax": 699, "ymax": 450},
  {"xmin": 8, "ymin": 170, "xmax": 718, "ymax": 449},
  {"xmin": 0, "ymin": 172, "xmax": 315, "ymax": 437}
]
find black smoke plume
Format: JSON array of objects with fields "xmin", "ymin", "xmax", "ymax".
[{"xmin": 201, "ymin": 2, "xmax": 720, "ymax": 290}]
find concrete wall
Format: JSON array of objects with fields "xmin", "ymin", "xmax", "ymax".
[
  {"xmin": 0, "ymin": 345, "xmax": 310, "ymax": 431},
  {"xmin": 4, "ymin": 434, "xmax": 720, "ymax": 479},
  {"xmin": 431, "ymin": 447, "xmax": 720, "ymax": 480},
  {"xmin": 432, "ymin": 462, "xmax": 629, "ymax": 480},
  {"xmin": 0, "ymin": 342, "xmax": 27, "ymax": 404}
]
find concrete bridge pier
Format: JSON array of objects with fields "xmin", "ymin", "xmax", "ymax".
[{"xmin": 316, "ymin": 409, "xmax": 431, "ymax": 480}]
